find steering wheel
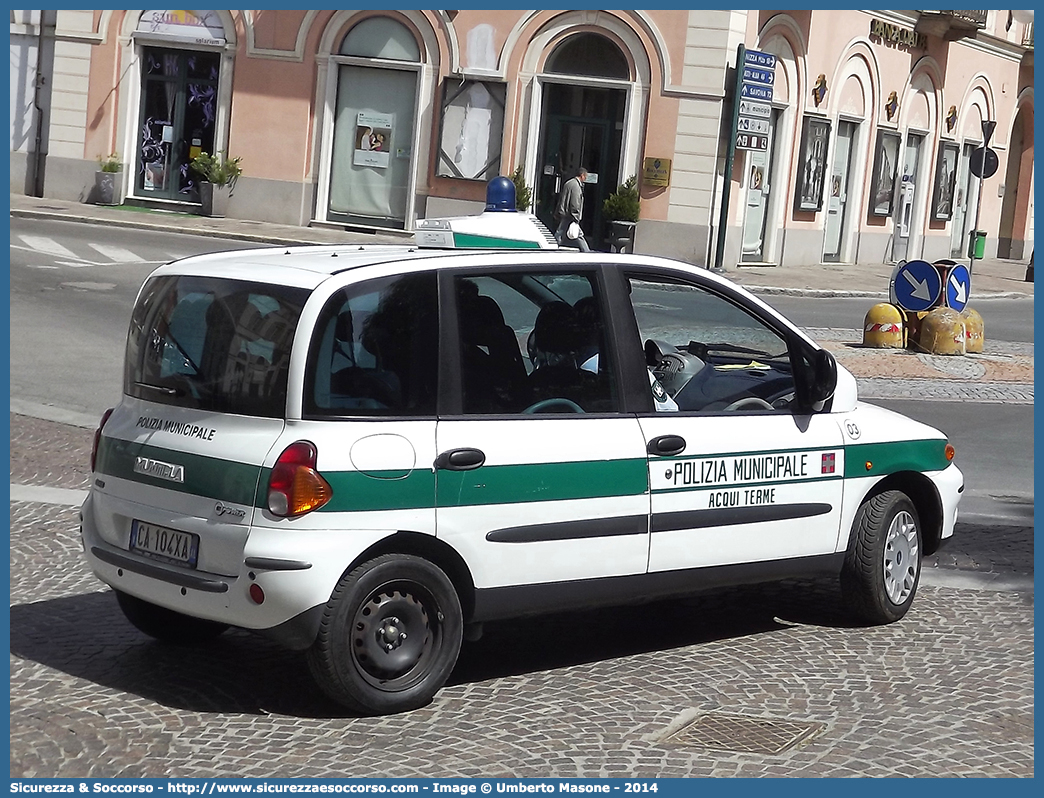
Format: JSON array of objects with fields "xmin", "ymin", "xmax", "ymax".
[
  {"xmin": 522, "ymin": 398, "xmax": 585, "ymax": 414},
  {"xmin": 722, "ymin": 396, "xmax": 775, "ymax": 412}
]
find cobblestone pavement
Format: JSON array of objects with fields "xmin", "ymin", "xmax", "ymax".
[{"xmin": 8, "ymin": 414, "xmax": 1034, "ymax": 778}]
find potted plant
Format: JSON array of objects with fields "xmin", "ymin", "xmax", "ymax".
[
  {"xmin": 190, "ymin": 150, "xmax": 243, "ymax": 218},
  {"xmin": 603, "ymin": 175, "xmax": 640, "ymax": 252},
  {"xmin": 94, "ymin": 152, "xmax": 124, "ymax": 206}
]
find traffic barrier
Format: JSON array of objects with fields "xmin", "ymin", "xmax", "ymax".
[
  {"xmin": 862, "ymin": 303, "xmax": 905, "ymax": 348},
  {"xmin": 960, "ymin": 307, "xmax": 984, "ymax": 353},
  {"xmin": 916, "ymin": 307, "xmax": 966, "ymax": 355}
]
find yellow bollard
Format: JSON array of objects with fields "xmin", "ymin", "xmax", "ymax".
[
  {"xmin": 862, "ymin": 303, "xmax": 905, "ymax": 348},
  {"xmin": 961, "ymin": 307, "xmax": 984, "ymax": 353},
  {"xmin": 917, "ymin": 307, "xmax": 966, "ymax": 355}
]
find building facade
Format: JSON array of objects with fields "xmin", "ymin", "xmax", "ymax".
[{"xmin": 10, "ymin": 9, "xmax": 1035, "ymax": 266}]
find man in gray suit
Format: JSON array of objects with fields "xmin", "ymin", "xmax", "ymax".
[{"xmin": 554, "ymin": 167, "xmax": 590, "ymax": 251}]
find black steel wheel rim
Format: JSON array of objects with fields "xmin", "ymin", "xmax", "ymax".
[{"xmin": 350, "ymin": 580, "xmax": 440, "ymax": 691}]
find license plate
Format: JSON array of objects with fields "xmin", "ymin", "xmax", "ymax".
[{"xmin": 130, "ymin": 520, "xmax": 199, "ymax": 568}]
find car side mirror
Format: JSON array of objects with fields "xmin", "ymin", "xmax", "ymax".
[{"xmin": 808, "ymin": 348, "xmax": 837, "ymax": 410}]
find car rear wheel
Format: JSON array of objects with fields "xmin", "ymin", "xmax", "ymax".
[
  {"xmin": 114, "ymin": 590, "xmax": 229, "ymax": 644},
  {"xmin": 841, "ymin": 490, "xmax": 922, "ymax": 624},
  {"xmin": 307, "ymin": 554, "xmax": 463, "ymax": 715}
]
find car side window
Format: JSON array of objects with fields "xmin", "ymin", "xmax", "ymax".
[
  {"xmin": 454, "ymin": 272, "xmax": 618, "ymax": 414},
  {"xmin": 627, "ymin": 276, "xmax": 797, "ymax": 413},
  {"xmin": 305, "ymin": 272, "xmax": 438, "ymax": 417}
]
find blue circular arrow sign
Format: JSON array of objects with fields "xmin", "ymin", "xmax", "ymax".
[
  {"xmin": 945, "ymin": 263, "xmax": 971, "ymax": 312},
  {"xmin": 894, "ymin": 259, "xmax": 942, "ymax": 312}
]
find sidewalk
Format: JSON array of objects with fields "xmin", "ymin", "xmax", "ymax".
[{"xmin": 9, "ymin": 193, "xmax": 1033, "ymax": 299}]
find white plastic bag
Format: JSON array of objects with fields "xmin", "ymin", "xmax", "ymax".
[{"xmin": 567, "ymin": 221, "xmax": 581, "ymax": 240}]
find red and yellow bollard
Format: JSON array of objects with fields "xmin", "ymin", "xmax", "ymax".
[{"xmin": 862, "ymin": 303, "xmax": 905, "ymax": 348}]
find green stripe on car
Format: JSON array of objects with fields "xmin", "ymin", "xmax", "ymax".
[
  {"xmin": 844, "ymin": 439, "xmax": 950, "ymax": 477},
  {"xmin": 94, "ymin": 436, "xmax": 261, "ymax": 506}
]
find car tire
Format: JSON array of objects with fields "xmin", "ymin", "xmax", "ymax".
[
  {"xmin": 114, "ymin": 590, "xmax": 229, "ymax": 644},
  {"xmin": 841, "ymin": 490, "xmax": 922, "ymax": 624},
  {"xmin": 307, "ymin": 554, "xmax": 463, "ymax": 715}
]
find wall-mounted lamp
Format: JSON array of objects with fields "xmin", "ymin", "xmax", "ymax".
[
  {"xmin": 812, "ymin": 74, "xmax": 828, "ymax": 107},
  {"xmin": 885, "ymin": 91, "xmax": 899, "ymax": 121},
  {"xmin": 946, "ymin": 105, "xmax": 958, "ymax": 132}
]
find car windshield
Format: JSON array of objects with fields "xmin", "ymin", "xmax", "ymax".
[{"xmin": 125, "ymin": 275, "xmax": 309, "ymax": 418}]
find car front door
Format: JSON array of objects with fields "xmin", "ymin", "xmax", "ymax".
[
  {"xmin": 619, "ymin": 270, "xmax": 845, "ymax": 574},
  {"xmin": 434, "ymin": 267, "xmax": 650, "ymax": 604}
]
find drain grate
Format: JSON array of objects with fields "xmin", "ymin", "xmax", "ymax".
[{"xmin": 663, "ymin": 712, "xmax": 825, "ymax": 755}]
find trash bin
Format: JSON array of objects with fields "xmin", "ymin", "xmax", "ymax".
[{"xmin": 968, "ymin": 230, "xmax": 987, "ymax": 259}]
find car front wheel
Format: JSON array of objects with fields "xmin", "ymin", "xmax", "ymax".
[
  {"xmin": 307, "ymin": 554, "xmax": 463, "ymax": 715},
  {"xmin": 841, "ymin": 490, "xmax": 922, "ymax": 624}
]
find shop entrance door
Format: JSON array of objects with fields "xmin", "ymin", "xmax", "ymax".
[
  {"xmin": 136, "ymin": 47, "xmax": 220, "ymax": 201},
  {"xmin": 823, "ymin": 121, "xmax": 856, "ymax": 262},
  {"xmin": 535, "ymin": 83, "xmax": 624, "ymax": 249}
]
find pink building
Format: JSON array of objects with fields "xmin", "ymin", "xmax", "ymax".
[{"xmin": 10, "ymin": 9, "xmax": 1034, "ymax": 266}]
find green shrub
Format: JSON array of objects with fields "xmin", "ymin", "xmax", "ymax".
[
  {"xmin": 603, "ymin": 175, "xmax": 640, "ymax": 222},
  {"xmin": 97, "ymin": 152, "xmax": 122, "ymax": 173},
  {"xmin": 190, "ymin": 151, "xmax": 243, "ymax": 188},
  {"xmin": 509, "ymin": 166, "xmax": 532, "ymax": 212}
]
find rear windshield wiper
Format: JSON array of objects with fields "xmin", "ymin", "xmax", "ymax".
[{"xmin": 134, "ymin": 381, "xmax": 184, "ymax": 396}]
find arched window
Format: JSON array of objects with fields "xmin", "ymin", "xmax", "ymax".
[
  {"xmin": 339, "ymin": 17, "xmax": 420, "ymax": 61},
  {"xmin": 546, "ymin": 33, "xmax": 629, "ymax": 80}
]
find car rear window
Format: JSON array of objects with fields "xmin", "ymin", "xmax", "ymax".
[{"xmin": 125, "ymin": 275, "xmax": 309, "ymax": 418}]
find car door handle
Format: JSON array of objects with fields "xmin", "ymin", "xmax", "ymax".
[
  {"xmin": 648, "ymin": 435, "xmax": 686, "ymax": 456},
  {"xmin": 435, "ymin": 448, "xmax": 486, "ymax": 471}
]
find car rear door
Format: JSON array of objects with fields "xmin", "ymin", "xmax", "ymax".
[{"xmin": 434, "ymin": 266, "xmax": 650, "ymax": 600}]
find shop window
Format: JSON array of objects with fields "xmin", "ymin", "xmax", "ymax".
[{"xmin": 436, "ymin": 79, "xmax": 506, "ymax": 181}]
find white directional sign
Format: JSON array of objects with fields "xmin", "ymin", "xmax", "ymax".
[
  {"xmin": 739, "ymin": 100, "xmax": 771, "ymax": 119},
  {"xmin": 737, "ymin": 117, "xmax": 770, "ymax": 134}
]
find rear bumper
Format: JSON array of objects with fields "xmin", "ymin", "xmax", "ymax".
[{"xmin": 79, "ymin": 491, "xmax": 386, "ymax": 650}]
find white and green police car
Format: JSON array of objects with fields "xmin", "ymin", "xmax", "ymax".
[{"xmin": 81, "ymin": 181, "xmax": 963, "ymax": 715}]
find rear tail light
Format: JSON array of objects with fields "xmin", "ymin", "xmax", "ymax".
[
  {"xmin": 91, "ymin": 408, "xmax": 114, "ymax": 472},
  {"xmin": 267, "ymin": 441, "xmax": 332, "ymax": 517}
]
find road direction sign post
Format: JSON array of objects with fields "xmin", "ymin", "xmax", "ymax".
[
  {"xmin": 714, "ymin": 46, "xmax": 778, "ymax": 271},
  {"xmin": 893, "ymin": 259, "xmax": 943, "ymax": 312},
  {"xmin": 968, "ymin": 119, "xmax": 998, "ymax": 275}
]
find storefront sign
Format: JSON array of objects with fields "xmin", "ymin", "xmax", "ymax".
[
  {"xmin": 642, "ymin": 158, "xmax": 671, "ymax": 187},
  {"xmin": 354, "ymin": 112, "xmax": 393, "ymax": 169},
  {"xmin": 869, "ymin": 19, "xmax": 927, "ymax": 51},
  {"xmin": 136, "ymin": 10, "xmax": 226, "ymax": 46}
]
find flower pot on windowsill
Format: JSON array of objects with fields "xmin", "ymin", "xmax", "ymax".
[
  {"xmin": 94, "ymin": 170, "xmax": 124, "ymax": 206},
  {"xmin": 198, "ymin": 181, "xmax": 231, "ymax": 218}
]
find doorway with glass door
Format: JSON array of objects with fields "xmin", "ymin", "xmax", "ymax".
[
  {"xmin": 823, "ymin": 121, "xmax": 857, "ymax": 262},
  {"xmin": 891, "ymin": 133, "xmax": 924, "ymax": 263},
  {"xmin": 740, "ymin": 109, "xmax": 780, "ymax": 263},
  {"xmin": 136, "ymin": 46, "xmax": 220, "ymax": 202},
  {"xmin": 534, "ymin": 83, "xmax": 625, "ymax": 249}
]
